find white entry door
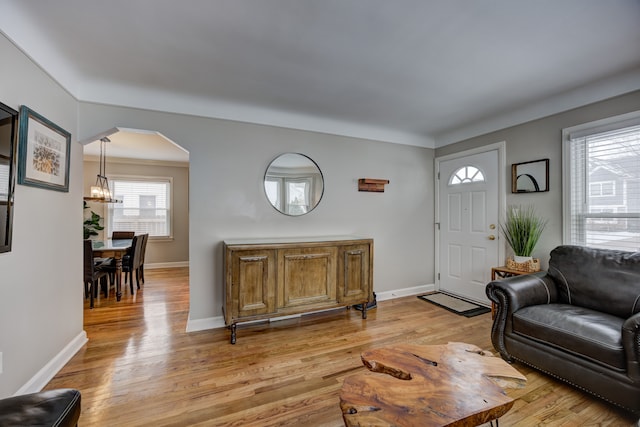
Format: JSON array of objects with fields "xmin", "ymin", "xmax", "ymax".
[{"xmin": 437, "ymin": 149, "xmax": 501, "ymax": 304}]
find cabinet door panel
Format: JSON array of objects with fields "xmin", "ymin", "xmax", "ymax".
[
  {"xmin": 279, "ymin": 247, "xmax": 337, "ymax": 307},
  {"xmin": 232, "ymin": 250, "xmax": 276, "ymax": 318},
  {"xmin": 338, "ymin": 244, "xmax": 371, "ymax": 303}
]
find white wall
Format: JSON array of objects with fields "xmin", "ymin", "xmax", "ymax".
[
  {"xmin": 77, "ymin": 102, "xmax": 436, "ymax": 324},
  {"xmin": 0, "ymin": 34, "xmax": 83, "ymax": 397},
  {"xmin": 435, "ymin": 90, "xmax": 640, "ymax": 268},
  {"xmin": 83, "ymin": 159, "xmax": 189, "ymax": 266}
]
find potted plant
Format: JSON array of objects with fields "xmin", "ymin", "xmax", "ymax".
[
  {"xmin": 83, "ymin": 201, "xmax": 104, "ymax": 239},
  {"xmin": 500, "ymin": 204, "xmax": 547, "ymax": 266}
]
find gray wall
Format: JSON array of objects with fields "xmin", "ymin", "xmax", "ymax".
[
  {"xmin": 83, "ymin": 159, "xmax": 189, "ymax": 265},
  {"xmin": 436, "ymin": 90, "xmax": 640, "ymax": 267},
  {"xmin": 0, "ymin": 34, "xmax": 82, "ymax": 397},
  {"xmin": 77, "ymin": 102, "xmax": 436, "ymax": 323}
]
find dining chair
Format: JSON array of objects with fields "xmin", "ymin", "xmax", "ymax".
[
  {"xmin": 83, "ymin": 239, "xmax": 112, "ymax": 309},
  {"xmin": 126, "ymin": 234, "xmax": 147, "ymax": 290},
  {"xmin": 111, "ymin": 231, "xmax": 135, "ymax": 239},
  {"xmin": 137, "ymin": 234, "xmax": 149, "ymax": 286},
  {"xmin": 115, "ymin": 234, "xmax": 140, "ymax": 295}
]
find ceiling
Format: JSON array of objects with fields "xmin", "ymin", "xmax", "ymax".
[
  {"xmin": 2, "ymin": 0, "xmax": 640, "ymax": 158},
  {"xmin": 83, "ymin": 129, "xmax": 190, "ymax": 164}
]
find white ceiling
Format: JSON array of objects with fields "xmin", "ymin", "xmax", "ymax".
[
  {"xmin": 83, "ymin": 129, "xmax": 189, "ymax": 164},
  {"xmin": 2, "ymin": 0, "xmax": 640, "ymax": 157}
]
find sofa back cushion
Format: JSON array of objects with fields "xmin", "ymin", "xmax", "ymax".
[{"xmin": 548, "ymin": 245, "xmax": 640, "ymax": 318}]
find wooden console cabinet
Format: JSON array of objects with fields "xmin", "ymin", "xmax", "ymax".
[{"xmin": 223, "ymin": 236, "xmax": 373, "ymax": 343}]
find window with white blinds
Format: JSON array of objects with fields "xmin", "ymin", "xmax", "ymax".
[
  {"xmin": 107, "ymin": 177, "xmax": 172, "ymax": 238},
  {"xmin": 563, "ymin": 112, "xmax": 640, "ymax": 252}
]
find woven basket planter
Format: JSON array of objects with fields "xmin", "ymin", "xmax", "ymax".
[{"xmin": 506, "ymin": 257, "xmax": 541, "ymax": 272}]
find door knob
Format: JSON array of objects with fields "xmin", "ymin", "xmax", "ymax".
[
  {"xmin": 489, "ymin": 224, "xmax": 496, "ymax": 230},
  {"xmin": 488, "ymin": 235, "xmax": 496, "ymax": 240}
]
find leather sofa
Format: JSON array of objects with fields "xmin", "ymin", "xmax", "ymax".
[
  {"xmin": 0, "ymin": 388, "xmax": 81, "ymax": 426},
  {"xmin": 486, "ymin": 245, "xmax": 640, "ymax": 414}
]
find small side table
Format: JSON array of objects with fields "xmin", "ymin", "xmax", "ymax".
[{"xmin": 490, "ymin": 266, "xmax": 537, "ymax": 319}]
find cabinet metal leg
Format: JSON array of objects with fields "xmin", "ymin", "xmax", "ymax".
[{"xmin": 230, "ymin": 323, "xmax": 237, "ymax": 344}]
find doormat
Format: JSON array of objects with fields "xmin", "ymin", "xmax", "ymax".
[{"xmin": 417, "ymin": 292, "xmax": 491, "ymax": 318}]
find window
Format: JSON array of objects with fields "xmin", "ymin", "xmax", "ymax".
[
  {"xmin": 107, "ymin": 176, "xmax": 172, "ymax": 238},
  {"xmin": 589, "ymin": 181, "xmax": 616, "ymax": 197},
  {"xmin": 449, "ymin": 166, "xmax": 485, "ymax": 185},
  {"xmin": 563, "ymin": 112, "xmax": 640, "ymax": 251},
  {"xmin": 265, "ymin": 176, "xmax": 313, "ymax": 215}
]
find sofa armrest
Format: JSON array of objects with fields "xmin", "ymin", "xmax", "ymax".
[
  {"xmin": 486, "ymin": 272, "xmax": 558, "ymax": 360},
  {"xmin": 486, "ymin": 272, "xmax": 558, "ymax": 314},
  {"xmin": 623, "ymin": 312, "xmax": 640, "ymax": 381}
]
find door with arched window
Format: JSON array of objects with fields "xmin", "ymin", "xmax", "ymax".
[{"xmin": 436, "ymin": 148, "xmax": 501, "ymax": 304}]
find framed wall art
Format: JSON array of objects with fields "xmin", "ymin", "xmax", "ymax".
[
  {"xmin": 511, "ymin": 158, "xmax": 549, "ymax": 193},
  {"xmin": 18, "ymin": 106, "xmax": 71, "ymax": 192}
]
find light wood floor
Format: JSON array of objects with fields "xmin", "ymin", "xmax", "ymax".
[{"xmin": 47, "ymin": 268, "xmax": 637, "ymax": 426}]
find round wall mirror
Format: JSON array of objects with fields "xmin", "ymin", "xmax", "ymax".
[{"xmin": 264, "ymin": 153, "xmax": 324, "ymax": 216}]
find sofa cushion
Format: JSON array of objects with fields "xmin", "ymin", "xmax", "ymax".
[
  {"xmin": 0, "ymin": 388, "xmax": 81, "ymax": 427},
  {"xmin": 513, "ymin": 304, "xmax": 625, "ymax": 370},
  {"xmin": 547, "ymin": 245, "xmax": 640, "ymax": 318}
]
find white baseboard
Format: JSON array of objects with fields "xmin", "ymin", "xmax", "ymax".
[
  {"xmin": 146, "ymin": 261, "xmax": 189, "ymax": 269},
  {"xmin": 184, "ymin": 283, "xmax": 436, "ymax": 333},
  {"xmin": 185, "ymin": 315, "xmax": 226, "ymax": 332},
  {"xmin": 16, "ymin": 331, "xmax": 88, "ymax": 395},
  {"xmin": 376, "ymin": 283, "xmax": 435, "ymax": 301}
]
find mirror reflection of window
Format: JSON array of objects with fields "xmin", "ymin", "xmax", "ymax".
[
  {"xmin": 0, "ymin": 161, "xmax": 8, "ymax": 199},
  {"xmin": 286, "ymin": 178, "xmax": 311, "ymax": 215},
  {"xmin": 264, "ymin": 153, "xmax": 324, "ymax": 216}
]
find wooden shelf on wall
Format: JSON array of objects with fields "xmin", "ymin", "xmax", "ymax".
[{"xmin": 358, "ymin": 178, "xmax": 389, "ymax": 192}]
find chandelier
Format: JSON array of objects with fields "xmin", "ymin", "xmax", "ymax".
[{"xmin": 85, "ymin": 137, "xmax": 121, "ymax": 203}]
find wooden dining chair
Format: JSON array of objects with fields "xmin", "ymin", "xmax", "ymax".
[
  {"xmin": 83, "ymin": 239, "xmax": 112, "ymax": 309},
  {"xmin": 111, "ymin": 231, "xmax": 135, "ymax": 239}
]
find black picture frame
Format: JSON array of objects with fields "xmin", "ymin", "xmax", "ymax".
[
  {"xmin": 18, "ymin": 106, "xmax": 71, "ymax": 192},
  {"xmin": 0, "ymin": 102, "xmax": 18, "ymax": 253},
  {"xmin": 512, "ymin": 158, "xmax": 549, "ymax": 193}
]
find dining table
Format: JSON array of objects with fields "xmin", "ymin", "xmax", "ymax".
[{"xmin": 91, "ymin": 239, "xmax": 132, "ymax": 301}]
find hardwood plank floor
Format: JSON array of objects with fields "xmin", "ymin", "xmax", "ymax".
[{"xmin": 47, "ymin": 268, "xmax": 637, "ymax": 426}]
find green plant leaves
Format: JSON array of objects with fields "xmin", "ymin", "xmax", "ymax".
[
  {"xmin": 83, "ymin": 201, "xmax": 104, "ymax": 239},
  {"xmin": 500, "ymin": 205, "xmax": 547, "ymax": 257}
]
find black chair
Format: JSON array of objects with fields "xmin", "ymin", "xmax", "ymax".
[
  {"xmin": 120, "ymin": 234, "xmax": 145, "ymax": 293},
  {"xmin": 105, "ymin": 233, "xmax": 148, "ymax": 295},
  {"xmin": 137, "ymin": 233, "xmax": 149, "ymax": 286},
  {"xmin": 83, "ymin": 239, "xmax": 112, "ymax": 309},
  {"xmin": 125, "ymin": 233, "xmax": 148, "ymax": 290},
  {"xmin": 112, "ymin": 231, "xmax": 135, "ymax": 239}
]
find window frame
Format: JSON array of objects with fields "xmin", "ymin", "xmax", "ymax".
[
  {"xmin": 562, "ymin": 110, "xmax": 640, "ymax": 250},
  {"xmin": 106, "ymin": 174, "xmax": 174, "ymax": 241},
  {"xmin": 448, "ymin": 165, "xmax": 485, "ymax": 186}
]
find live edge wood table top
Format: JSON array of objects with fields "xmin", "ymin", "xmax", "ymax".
[{"xmin": 340, "ymin": 342, "xmax": 527, "ymax": 427}]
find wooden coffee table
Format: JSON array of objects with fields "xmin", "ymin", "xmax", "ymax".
[{"xmin": 340, "ymin": 342, "xmax": 526, "ymax": 427}]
